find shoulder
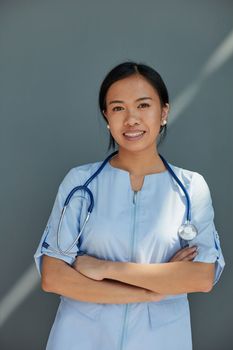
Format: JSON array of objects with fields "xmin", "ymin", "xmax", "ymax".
[
  {"xmin": 168, "ymin": 161, "xmax": 212, "ymax": 201},
  {"xmin": 58, "ymin": 160, "xmax": 102, "ymax": 189},
  {"xmin": 169, "ymin": 163, "xmax": 212, "ymax": 208}
]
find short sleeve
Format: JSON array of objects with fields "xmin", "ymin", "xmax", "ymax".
[
  {"xmin": 33, "ymin": 168, "xmax": 83, "ymax": 276},
  {"xmin": 188, "ymin": 172, "xmax": 226, "ymax": 286}
]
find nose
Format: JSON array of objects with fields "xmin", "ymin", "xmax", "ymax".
[{"xmin": 124, "ymin": 108, "xmax": 141, "ymax": 126}]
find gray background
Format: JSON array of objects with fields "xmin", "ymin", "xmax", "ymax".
[{"xmin": 0, "ymin": 0, "xmax": 232, "ymax": 349}]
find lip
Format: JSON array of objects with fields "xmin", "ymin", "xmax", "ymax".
[
  {"xmin": 123, "ymin": 129, "xmax": 146, "ymax": 134},
  {"xmin": 123, "ymin": 130, "xmax": 146, "ymax": 141}
]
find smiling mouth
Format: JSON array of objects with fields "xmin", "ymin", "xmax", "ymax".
[{"xmin": 123, "ymin": 131, "xmax": 146, "ymax": 141}]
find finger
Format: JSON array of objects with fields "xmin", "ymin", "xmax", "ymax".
[
  {"xmin": 173, "ymin": 246, "xmax": 196, "ymax": 257},
  {"xmin": 170, "ymin": 247, "xmax": 198, "ymax": 262},
  {"xmin": 182, "ymin": 251, "xmax": 198, "ymax": 261},
  {"xmin": 175, "ymin": 246, "xmax": 197, "ymax": 260}
]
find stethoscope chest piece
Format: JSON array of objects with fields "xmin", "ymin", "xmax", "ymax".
[{"xmin": 178, "ymin": 221, "xmax": 198, "ymax": 241}]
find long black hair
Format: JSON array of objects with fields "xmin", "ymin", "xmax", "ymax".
[{"xmin": 98, "ymin": 61, "xmax": 169, "ymax": 151}]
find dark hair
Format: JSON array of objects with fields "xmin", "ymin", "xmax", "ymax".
[{"xmin": 98, "ymin": 60, "xmax": 169, "ymax": 151}]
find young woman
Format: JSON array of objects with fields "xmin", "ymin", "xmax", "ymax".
[{"xmin": 34, "ymin": 61, "xmax": 225, "ymax": 350}]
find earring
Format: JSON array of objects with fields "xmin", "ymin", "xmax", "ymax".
[
  {"xmin": 107, "ymin": 124, "xmax": 110, "ymax": 129},
  {"xmin": 161, "ymin": 120, "xmax": 167, "ymax": 126}
]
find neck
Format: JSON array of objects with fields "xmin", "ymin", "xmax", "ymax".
[{"xmin": 110, "ymin": 145, "xmax": 167, "ymax": 176}]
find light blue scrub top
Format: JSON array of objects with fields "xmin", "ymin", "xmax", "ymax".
[{"xmin": 34, "ymin": 158, "xmax": 225, "ymax": 350}]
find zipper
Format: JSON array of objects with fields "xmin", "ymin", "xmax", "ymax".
[{"xmin": 119, "ymin": 190, "xmax": 138, "ymax": 350}]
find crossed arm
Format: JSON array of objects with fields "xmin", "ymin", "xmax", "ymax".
[
  {"xmin": 98, "ymin": 259, "xmax": 215, "ymax": 294},
  {"xmin": 41, "ymin": 249, "xmax": 215, "ymax": 304},
  {"xmin": 41, "ymin": 255, "xmax": 164, "ymax": 304}
]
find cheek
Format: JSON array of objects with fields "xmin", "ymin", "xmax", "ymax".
[
  {"xmin": 146, "ymin": 108, "xmax": 161, "ymax": 121},
  {"xmin": 145, "ymin": 115, "xmax": 161, "ymax": 133},
  {"xmin": 109, "ymin": 119, "xmax": 123, "ymax": 135}
]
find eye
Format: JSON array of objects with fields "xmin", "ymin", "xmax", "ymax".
[
  {"xmin": 112, "ymin": 106, "xmax": 123, "ymax": 112},
  {"xmin": 138, "ymin": 103, "xmax": 150, "ymax": 108}
]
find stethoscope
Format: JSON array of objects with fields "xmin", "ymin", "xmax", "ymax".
[{"xmin": 42, "ymin": 150, "xmax": 198, "ymax": 257}]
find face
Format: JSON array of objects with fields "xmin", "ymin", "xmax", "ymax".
[{"xmin": 103, "ymin": 74, "xmax": 169, "ymax": 152}]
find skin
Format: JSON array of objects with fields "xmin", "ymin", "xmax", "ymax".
[
  {"xmin": 42, "ymin": 247, "xmax": 199, "ymax": 303},
  {"xmin": 72, "ymin": 246, "xmax": 199, "ymax": 282},
  {"xmin": 42, "ymin": 73, "xmax": 215, "ymax": 302}
]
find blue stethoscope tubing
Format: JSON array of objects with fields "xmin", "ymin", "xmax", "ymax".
[{"xmin": 42, "ymin": 151, "xmax": 198, "ymax": 257}]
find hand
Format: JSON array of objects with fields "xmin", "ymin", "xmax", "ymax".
[
  {"xmin": 73, "ymin": 254, "xmax": 108, "ymax": 281},
  {"xmin": 148, "ymin": 246, "xmax": 198, "ymax": 302},
  {"xmin": 168, "ymin": 245, "xmax": 198, "ymax": 262}
]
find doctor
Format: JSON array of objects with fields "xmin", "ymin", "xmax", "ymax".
[{"xmin": 34, "ymin": 61, "xmax": 225, "ymax": 350}]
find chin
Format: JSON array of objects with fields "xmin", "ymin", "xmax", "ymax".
[{"xmin": 119, "ymin": 143, "xmax": 150, "ymax": 153}]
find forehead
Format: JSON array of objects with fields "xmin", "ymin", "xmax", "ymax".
[{"xmin": 105, "ymin": 74, "xmax": 159, "ymax": 102}]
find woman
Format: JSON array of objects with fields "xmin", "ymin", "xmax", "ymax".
[{"xmin": 34, "ymin": 61, "xmax": 225, "ymax": 350}]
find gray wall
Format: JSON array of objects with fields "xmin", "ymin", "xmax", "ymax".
[{"xmin": 0, "ymin": 1, "xmax": 232, "ymax": 349}]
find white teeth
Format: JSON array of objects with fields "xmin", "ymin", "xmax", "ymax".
[{"xmin": 124, "ymin": 131, "xmax": 145, "ymax": 137}]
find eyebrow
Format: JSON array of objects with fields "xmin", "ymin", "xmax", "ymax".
[{"xmin": 108, "ymin": 97, "xmax": 153, "ymax": 105}]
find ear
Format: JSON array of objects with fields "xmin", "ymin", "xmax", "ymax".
[
  {"xmin": 102, "ymin": 109, "xmax": 107, "ymax": 118},
  {"xmin": 162, "ymin": 103, "xmax": 169, "ymax": 119}
]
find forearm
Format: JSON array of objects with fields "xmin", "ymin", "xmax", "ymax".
[
  {"xmin": 41, "ymin": 255, "xmax": 164, "ymax": 304},
  {"xmin": 104, "ymin": 261, "xmax": 214, "ymax": 294}
]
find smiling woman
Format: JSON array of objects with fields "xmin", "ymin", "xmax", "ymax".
[
  {"xmin": 34, "ymin": 61, "xmax": 225, "ymax": 350},
  {"xmin": 101, "ymin": 71, "xmax": 169, "ymax": 175},
  {"xmin": 99, "ymin": 62, "xmax": 169, "ymax": 153}
]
